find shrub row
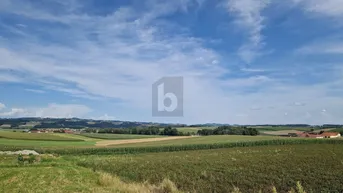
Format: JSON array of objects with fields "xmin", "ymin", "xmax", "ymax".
[{"xmin": 1, "ymin": 138, "xmax": 343, "ymax": 155}]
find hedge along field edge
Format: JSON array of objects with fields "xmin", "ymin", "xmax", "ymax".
[{"xmin": 1, "ymin": 138, "xmax": 343, "ymax": 155}]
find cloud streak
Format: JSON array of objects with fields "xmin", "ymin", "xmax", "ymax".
[{"xmin": 226, "ymin": 0, "xmax": 270, "ymax": 63}]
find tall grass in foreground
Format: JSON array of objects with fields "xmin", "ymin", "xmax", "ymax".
[
  {"xmin": 1, "ymin": 138, "xmax": 341, "ymax": 155},
  {"xmin": 97, "ymin": 171, "xmax": 307, "ymax": 193}
]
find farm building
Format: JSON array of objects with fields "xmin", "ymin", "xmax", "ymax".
[
  {"xmin": 320, "ymin": 132, "xmax": 341, "ymax": 138},
  {"xmin": 295, "ymin": 131, "xmax": 340, "ymax": 138}
]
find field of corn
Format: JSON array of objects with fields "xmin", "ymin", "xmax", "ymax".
[
  {"xmin": 1, "ymin": 138, "xmax": 343, "ymax": 155},
  {"xmin": 76, "ymin": 143, "xmax": 343, "ymax": 193}
]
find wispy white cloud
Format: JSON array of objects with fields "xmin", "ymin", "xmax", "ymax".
[
  {"xmin": 0, "ymin": 103, "xmax": 5, "ymax": 110},
  {"xmin": 296, "ymin": 41, "xmax": 343, "ymax": 54},
  {"xmin": 0, "ymin": 103, "xmax": 91, "ymax": 118},
  {"xmin": 226, "ymin": 0, "xmax": 270, "ymax": 63},
  {"xmin": 24, "ymin": 88, "xmax": 46, "ymax": 94},
  {"xmin": 240, "ymin": 68, "xmax": 266, "ymax": 72},
  {"xmin": 93, "ymin": 114, "xmax": 117, "ymax": 121},
  {"xmin": 293, "ymin": 0, "xmax": 343, "ymax": 17}
]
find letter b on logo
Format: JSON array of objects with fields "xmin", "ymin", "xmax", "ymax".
[{"xmin": 152, "ymin": 77, "xmax": 183, "ymax": 117}]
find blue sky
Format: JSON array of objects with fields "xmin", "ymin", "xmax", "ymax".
[{"xmin": 1, "ymin": 0, "xmax": 343, "ymax": 124}]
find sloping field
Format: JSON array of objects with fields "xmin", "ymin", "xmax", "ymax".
[
  {"xmin": 0, "ymin": 138, "xmax": 95, "ymax": 148},
  {"xmin": 96, "ymin": 136, "xmax": 195, "ymax": 147},
  {"xmin": 81, "ymin": 133, "xmax": 163, "ymax": 140},
  {"xmin": 78, "ymin": 143, "xmax": 343, "ymax": 193},
  {"xmin": 0, "ymin": 156, "xmax": 180, "ymax": 193},
  {"xmin": 52, "ymin": 133, "xmax": 99, "ymax": 141},
  {"xmin": 0, "ymin": 131, "xmax": 83, "ymax": 141},
  {"xmin": 110, "ymin": 135, "xmax": 277, "ymax": 147}
]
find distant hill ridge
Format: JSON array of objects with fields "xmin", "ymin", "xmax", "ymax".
[{"xmin": 0, "ymin": 117, "xmax": 342, "ymax": 129}]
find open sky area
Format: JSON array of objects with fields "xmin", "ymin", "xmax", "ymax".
[{"xmin": 1, "ymin": 0, "xmax": 343, "ymax": 124}]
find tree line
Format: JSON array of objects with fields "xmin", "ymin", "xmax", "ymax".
[
  {"xmin": 84, "ymin": 126, "xmax": 190, "ymax": 136},
  {"xmin": 197, "ymin": 126, "xmax": 259, "ymax": 136}
]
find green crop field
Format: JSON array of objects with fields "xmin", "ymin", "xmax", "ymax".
[
  {"xmin": 0, "ymin": 131, "xmax": 83, "ymax": 141},
  {"xmin": 1, "ymin": 143, "xmax": 338, "ymax": 192},
  {"xmin": 0, "ymin": 155, "xmax": 179, "ymax": 193},
  {"xmin": 0, "ymin": 138, "xmax": 95, "ymax": 148},
  {"xmin": 76, "ymin": 143, "xmax": 343, "ymax": 193},
  {"xmin": 175, "ymin": 127, "xmax": 215, "ymax": 134},
  {"xmin": 111, "ymin": 135, "xmax": 279, "ymax": 147},
  {"xmin": 80, "ymin": 133, "xmax": 163, "ymax": 140}
]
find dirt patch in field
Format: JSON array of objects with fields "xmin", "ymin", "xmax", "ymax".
[{"xmin": 95, "ymin": 136, "xmax": 196, "ymax": 147}]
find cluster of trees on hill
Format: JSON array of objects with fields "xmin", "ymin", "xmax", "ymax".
[
  {"xmin": 197, "ymin": 126, "xmax": 259, "ymax": 136},
  {"xmin": 85, "ymin": 126, "xmax": 188, "ymax": 136}
]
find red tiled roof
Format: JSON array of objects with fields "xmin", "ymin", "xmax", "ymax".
[{"xmin": 321, "ymin": 132, "xmax": 340, "ymax": 137}]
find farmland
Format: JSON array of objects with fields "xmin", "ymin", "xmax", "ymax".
[
  {"xmin": 76, "ymin": 143, "xmax": 343, "ymax": 193},
  {"xmin": 111, "ymin": 135, "xmax": 278, "ymax": 147},
  {"xmin": 0, "ymin": 155, "xmax": 179, "ymax": 193},
  {"xmin": 0, "ymin": 138, "xmax": 95, "ymax": 148},
  {"xmin": 81, "ymin": 133, "xmax": 163, "ymax": 140},
  {"xmin": 1, "ymin": 143, "xmax": 342, "ymax": 192},
  {"xmin": 0, "ymin": 131, "xmax": 83, "ymax": 141},
  {"xmin": 1, "ymin": 128, "xmax": 343, "ymax": 192}
]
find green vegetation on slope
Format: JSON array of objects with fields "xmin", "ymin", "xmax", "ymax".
[
  {"xmin": 0, "ymin": 154, "xmax": 310, "ymax": 193},
  {"xmin": 0, "ymin": 138, "xmax": 95, "ymax": 148},
  {"xmin": 77, "ymin": 144, "xmax": 343, "ymax": 193},
  {"xmin": 81, "ymin": 133, "xmax": 163, "ymax": 140},
  {"xmin": 0, "ymin": 155, "xmax": 182, "ymax": 193},
  {"xmin": 0, "ymin": 131, "xmax": 83, "ymax": 141},
  {"xmin": 112, "ymin": 135, "xmax": 278, "ymax": 147}
]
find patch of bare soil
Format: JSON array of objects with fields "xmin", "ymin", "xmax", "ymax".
[{"xmin": 95, "ymin": 136, "xmax": 196, "ymax": 147}]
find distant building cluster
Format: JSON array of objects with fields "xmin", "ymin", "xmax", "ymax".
[
  {"xmin": 288, "ymin": 131, "xmax": 341, "ymax": 138},
  {"xmin": 26, "ymin": 129, "xmax": 79, "ymax": 134}
]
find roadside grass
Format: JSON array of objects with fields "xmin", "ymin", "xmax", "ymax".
[
  {"xmin": 76, "ymin": 144, "xmax": 343, "ymax": 193},
  {"xmin": 81, "ymin": 133, "xmax": 164, "ymax": 140},
  {"xmin": 0, "ymin": 131, "xmax": 82, "ymax": 141}
]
